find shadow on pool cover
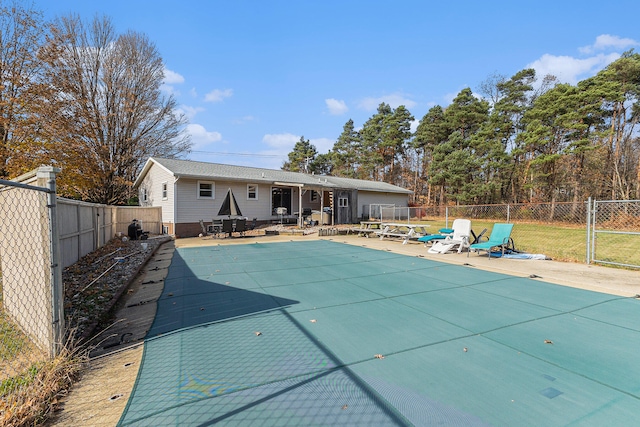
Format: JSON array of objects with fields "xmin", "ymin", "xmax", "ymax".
[{"xmin": 147, "ymin": 252, "xmax": 299, "ymax": 337}]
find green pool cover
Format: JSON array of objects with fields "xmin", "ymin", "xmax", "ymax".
[{"xmin": 118, "ymin": 240, "xmax": 640, "ymax": 426}]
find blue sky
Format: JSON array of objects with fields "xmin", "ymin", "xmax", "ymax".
[{"xmin": 39, "ymin": 1, "xmax": 639, "ymax": 169}]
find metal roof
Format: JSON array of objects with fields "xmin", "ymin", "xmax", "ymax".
[{"xmin": 136, "ymin": 157, "xmax": 412, "ymax": 194}]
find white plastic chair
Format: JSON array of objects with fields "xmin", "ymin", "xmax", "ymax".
[{"xmin": 427, "ymin": 219, "xmax": 471, "ymax": 254}]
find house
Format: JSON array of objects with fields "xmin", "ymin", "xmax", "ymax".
[{"xmin": 134, "ymin": 157, "xmax": 412, "ymax": 237}]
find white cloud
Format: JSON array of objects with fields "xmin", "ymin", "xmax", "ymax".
[
  {"xmin": 160, "ymin": 84, "xmax": 179, "ymax": 96},
  {"xmin": 256, "ymin": 137, "xmax": 296, "ymax": 170},
  {"xmin": 262, "ymin": 133, "xmax": 299, "ymax": 149},
  {"xmin": 163, "ymin": 68, "xmax": 185, "ymax": 84},
  {"xmin": 161, "ymin": 68, "xmax": 185, "ymax": 96},
  {"xmin": 579, "ymin": 34, "xmax": 638, "ymax": 54},
  {"xmin": 176, "ymin": 105, "xmax": 204, "ymax": 120},
  {"xmin": 205, "ymin": 88, "xmax": 233, "ymax": 102},
  {"xmin": 409, "ymin": 119, "xmax": 419, "ymax": 134},
  {"xmin": 442, "ymin": 89, "xmax": 462, "ymax": 106},
  {"xmin": 325, "ymin": 98, "xmax": 348, "ymax": 115},
  {"xmin": 525, "ymin": 34, "xmax": 638, "ymax": 86},
  {"xmin": 187, "ymin": 123, "xmax": 222, "ymax": 149},
  {"xmin": 309, "ymin": 137, "xmax": 334, "ymax": 153},
  {"xmin": 189, "ymin": 87, "xmax": 198, "ymax": 98},
  {"xmin": 527, "ymin": 52, "xmax": 620, "ymax": 85},
  {"xmin": 358, "ymin": 93, "xmax": 417, "ymax": 111}
]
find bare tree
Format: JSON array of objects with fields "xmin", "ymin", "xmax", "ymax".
[
  {"xmin": 36, "ymin": 14, "xmax": 190, "ymax": 204},
  {"xmin": 0, "ymin": 1, "xmax": 46, "ymax": 178},
  {"xmin": 477, "ymin": 71, "xmax": 506, "ymax": 106}
]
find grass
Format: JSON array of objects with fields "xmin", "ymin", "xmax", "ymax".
[
  {"xmin": 0, "ymin": 346, "xmax": 84, "ymax": 426},
  {"xmin": 403, "ymin": 218, "xmax": 640, "ymax": 265},
  {"xmin": 1, "ymin": 290, "xmax": 85, "ymax": 426},
  {"xmin": 0, "ymin": 363, "xmax": 42, "ymax": 395},
  {"xmin": 0, "ymin": 311, "xmax": 31, "ymax": 361}
]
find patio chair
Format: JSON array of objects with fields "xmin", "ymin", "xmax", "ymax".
[
  {"xmin": 211, "ymin": 219, "xmax": 223, "ymax": 238},
  {"xmin": 234, "ymin": 218, "xmax": 247, "ymax": 236},
  {"xmin": 427, "ymin": 219, "xmax": 472, "ymax": 254},
  {"xmin": 468, "ymin": 223, "xmax": 515, "ymax": 258},
  {"xmin": 222, "ymin": 219, "xmax": 234, "ymax": 237}
]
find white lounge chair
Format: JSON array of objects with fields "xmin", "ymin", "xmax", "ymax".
[{"xmin": 427, "ymin": 219, "xmax": 471, "ymax": 254}]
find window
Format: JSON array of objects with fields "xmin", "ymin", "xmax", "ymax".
[
  {"xmin": 161, "ymin": 182, "xmax": 168, "ymax": 200},
  {"xmin": 247, "ymin": 184, "xmax": 258, "ymax": 200},
  {"xmin": 197, "ymin": 181, "xmax": 215, "ymax": 199},
  {"xmin": 310, "ymin": 190, "xmax": 318, "ymax": 202},
  {"xmin": 141, "ymin": 187, "xmax": 148, "ymax": 203},
  {"xmin": 338, "ymin": 197, "xmax": 348, "ymax": 207}
]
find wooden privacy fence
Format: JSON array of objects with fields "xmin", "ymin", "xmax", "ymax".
[{"xmin": 57, "ymin": 200, "xmax": 162, "ymax": 268}]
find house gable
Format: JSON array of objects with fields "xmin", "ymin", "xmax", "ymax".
[{"xmin": 139, "ymin": 161, "xmax": 176, "ymax": 225}]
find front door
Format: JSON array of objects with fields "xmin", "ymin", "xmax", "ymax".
[{"xmin": 272, "ymin": 187, "xmax": 292, "ymax": 215}]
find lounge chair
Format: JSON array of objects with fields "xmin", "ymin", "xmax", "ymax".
[
  {"xmin": 417, "ymin": 227, "xmax": 454, "ymax": 246},
  {"xmin": 427, "ymin": 219, "xmax": 472, "ymax": 254},
  {"xmin": 468, "ymin": 223, "xmax": 514, "ymax": 258},
  {"xmin": 418, "ymin": 218, "xmax": 471, "ymax": 246}
]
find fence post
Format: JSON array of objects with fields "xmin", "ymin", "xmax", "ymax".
[
  {"xmin": 37, "ymin": 166, "xmax": 64, "ymax": 357},
  {"xmin": 445, "ymin": 207, "xmax": 449, "ymax": 228},
  {"xmin": 586, "ymin": 197, "xmax": 591, "ymax": 264},
  {"xmin": 507, "ymin": 204, "xmax": 510, "ymax": 222},
  {"xmin": 96, "ymin": 207, "xmax": 101, "ymax": 249},
  {"xmin": 590, "ymin": 198, "xmax": 597, "ymax": 266}
]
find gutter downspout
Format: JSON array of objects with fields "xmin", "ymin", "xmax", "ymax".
[
  {"xmin": 173, "ymin": 176, "xmax": 180, "ymax": 235},
  {"xmin": 320, "ymin": 189, "xmax": 324, "ymax": 225}
]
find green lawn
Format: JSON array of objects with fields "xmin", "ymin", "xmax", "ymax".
[{"xmin": 408, "ymin": 218, "xmax": 640, "ymax": 266}]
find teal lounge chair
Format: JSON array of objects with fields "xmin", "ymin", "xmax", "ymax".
[
  {"xmin": 468, "ymin": 223, "xmax": 514, "ymax": 258},
  {"xmin": 417, "ymin": 227, "xmax": 453, "ymax": 245},
  {"xmin": 417, "ymin": 218, "xmax": 466, "ymax": 246}
]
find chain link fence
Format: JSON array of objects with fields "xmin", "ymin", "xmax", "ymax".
[
  {"xmin": 590, "ymin": 199, "xmax": 640, "ymax": 268},
  {"xmin": 369, "ymin": 201, "xmax": 639, "ymax": 266},
  {"xmin": 442, "ymin": 203, "xmax": 590, "ymax": 263},
  {"xmin": 0, "ymin": 168, "xmax": 64, "ymax": 407},
  {"xmin": 0, "ymin": 167, "xmax": 164, "ymax": 423}
]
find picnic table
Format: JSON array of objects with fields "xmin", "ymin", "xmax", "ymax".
[
  {"xmin": 376, "ymin": 223, "xmax": 430, "ymax": 245},
  {"xmin": 351, "ymin": 221, "xmax": 383, "ymax": 237}
]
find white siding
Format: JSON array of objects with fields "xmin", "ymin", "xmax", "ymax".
[
  {"xmin": 176, "ymin": 179, "xmax": 276, "ymax": 222},
  {"xmin": 141, "ymin": 164, "xmax": 175, "ymax": 223},
  {"xmin": 242, "ymin": 183, "xmax": 273, "ymax": 219}
]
